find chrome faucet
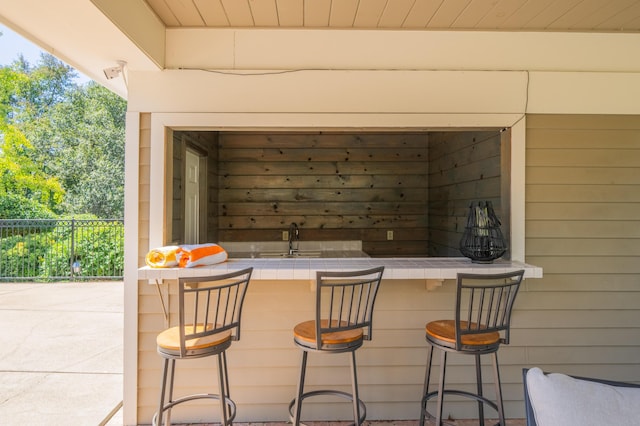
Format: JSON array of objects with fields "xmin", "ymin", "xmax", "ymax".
[{"xmin": 288, "ymin": 222, "xmax": 299, "ymax": 255}]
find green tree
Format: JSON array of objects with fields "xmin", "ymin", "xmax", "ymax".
[
  {"xmin": 51, "ymin": 82, "xmax": 126, "ymax": 218},
  {"xmin": 0, "ymin": 122, "xmax": 64, "ymax": 212},
  {"xmin": 1, "ymin": 53, "xmax": 126, "ymax": 218},
  {"xmin": 0, "ymin": 64, "xmax": 63, "ymax": 218}
]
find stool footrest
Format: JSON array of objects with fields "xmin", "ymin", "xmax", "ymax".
[
  {"xmin": 289, "ymin": 389, "xmax": 366, "ymax": 425},
  {"xmin": 422, "ymin": 389, "xmax": 500, "ymax": 425},
  {"xmin": 152, "ymin": 393, "xmax": 236, "ymax": 426}
]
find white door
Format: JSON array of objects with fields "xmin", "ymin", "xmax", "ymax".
[{"xmin": 184, "ymin": 149, "xmax": 200, "ymax": 244}]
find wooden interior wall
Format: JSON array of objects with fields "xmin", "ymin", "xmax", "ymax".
[
  {"xmin": 427, "ymin": 130, "xmax": 504, "ymax": 256},
  {"xmin": 217, "ymin": 132, "xmax": 429, "ymax": 256},
  {"xmin": 170, "ymin": 132, "xmax": 183, "ymax": 243}
]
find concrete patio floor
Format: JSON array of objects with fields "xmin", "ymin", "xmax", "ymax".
[{"xmin": 0, "ymin": 281, "xmax": 123, "ymax": 425}]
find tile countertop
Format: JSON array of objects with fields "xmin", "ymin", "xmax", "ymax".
[{"xmin": 139, "ymin": 257, "xmax": 542, "ymax": 286}]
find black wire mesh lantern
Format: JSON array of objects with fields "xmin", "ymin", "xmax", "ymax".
[{"xmin": 459, "ymin": 200, "xmax": 507, "ymax": 263}]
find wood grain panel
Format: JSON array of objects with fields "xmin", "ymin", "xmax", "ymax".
[
  {"xmin": 427, "ymin": 130, "xmax": 505, "ymax": 256},
  {"xmin": 220, "ymin": 201, "xmax": 428, "ymax": 215},
  {"xmin": 218, "ymin": 132, "xmax": 429, "ymax": 255},
  {"xmin": 218, "ymin": 132, "xmax": 429, "ymax": 148},
  {"xmin": 218, "ymin": 214, "xmax": 428, "ymax": 229},
  {"xmin": 219, "ymin": 188, "xmax": 427, "ymax": 202},
  {"xmin": 219, "ymin": 147, "xmax": 427, "ymax": 162},
  {"xmin": 163, "ymin": 131, "xmax": 505, "ymax": 297},
  {"xmin": 219, "ymin": 161, "xmax": 427, "ymax": 175},
  {"xmin": 219, "ymin": 174, "xmax": 428, "ymax": 189}
]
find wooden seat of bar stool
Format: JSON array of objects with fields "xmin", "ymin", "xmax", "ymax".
[
  {"xmin": 152, "ymin": 268, "xmax": 253, "ymax": 426},
  {"xmin": 294, "ymin": 320, "xmax": 364, "ymax": 347},
  {"xmin": 419, "ymin": 270, "xmax": 524, "ymax": 426},
  {"xmin": 289, "ymin": 266, "xmax": 384, "ymax": 426}
]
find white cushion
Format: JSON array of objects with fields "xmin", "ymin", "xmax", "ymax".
[{"xmin": 526, "ymin": 367, "xmax": 640, "ymax": 426}]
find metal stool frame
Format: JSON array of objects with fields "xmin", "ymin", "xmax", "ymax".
[
  {"xmin": 420, "ymin": 270, "xmax": 524, "ymax": 426},
  {"xmin": 289, "ymin": 266, "xmax": 385, "ymax": 426},
  {"xmin": 152, "ymin": 267, "xmax": 253, "ymax": 426}
]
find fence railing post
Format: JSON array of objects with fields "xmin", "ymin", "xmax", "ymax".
[{"xmin": 70, "ymin": 218, "xmax": 74, "ymax": 279}]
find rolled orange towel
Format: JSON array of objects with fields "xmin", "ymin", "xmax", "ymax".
[{"xmin": 177, "ymin": 243, "xmax": 228, "ymax": 268}]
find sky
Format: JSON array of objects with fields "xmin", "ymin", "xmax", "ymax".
[{"xmin": 0, "ymin": 23, "xmax": 91, "ymax": 82}]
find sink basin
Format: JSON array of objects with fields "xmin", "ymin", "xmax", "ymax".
[{"xmin": 258, "ymin": 251, "xmax": 323, "ymax": 258}]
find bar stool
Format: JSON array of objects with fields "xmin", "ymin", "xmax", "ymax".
[
  {"xmin": 152, "ymin": 267, "xmax": 253, "ymax": 426},
  {"xmin": 289, "ymin": 266, "xmax": 385, "ymax": 426},
  {"xmin": 419, "ymin": 270, "xmax": 524, "ymax": 426}
]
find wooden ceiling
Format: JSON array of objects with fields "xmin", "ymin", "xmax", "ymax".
[{"xmin": 145, "ymin": 0, "xmax": 640, "ymax": 32}]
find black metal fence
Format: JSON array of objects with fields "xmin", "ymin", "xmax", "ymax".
[{"xmin": 0, "ymin": 219, "xmax": 124, "ymax": 282}]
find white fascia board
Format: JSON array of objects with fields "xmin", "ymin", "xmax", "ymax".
[
  {"xmin": 166, "ymin": 28, "xmax": 640, "ymax": 73},
  {"xmin": 127, "ymin": 68, "xmax": 528, "ymax": 115},
  {"xmin": 528, "ymin": 72, "xmax": 640, "ymax": 114}
]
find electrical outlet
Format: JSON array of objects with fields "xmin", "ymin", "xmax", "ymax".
[
  {"xmin": 387, "ymin": 230, "xmax": 394, "ymax": 240},
  {"xmin": 282, "ymin": 231, "xmax": 289, "ymax": 241}
]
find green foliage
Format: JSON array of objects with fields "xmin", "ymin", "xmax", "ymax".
[
  {"xmin": 46, "ymin": 83, "xmax": 126, "ymax": 218},
  {"xmin": 0, "ymin": 231, "xmax": 53, "ymax": 279},
  {"xmin": 1, "ymin": 54, "xmax": 126, "ymax": 219},
  {"xmin": 0, "ymin": 122, "xmax": 65, "ymax": 212},
  {"xmin": 0, "ymin": 193, "xmax": 56, "ymax": 219}
]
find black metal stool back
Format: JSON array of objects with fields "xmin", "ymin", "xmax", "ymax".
[
  {"xmin": 453, "ymin": 271, "xmax": 522, "ymax": 350},
  {"xmin": 420, "ymin": 269, "xmax": 524, "ymax": 426},
  {"xmin": 290, "ymin": 266, "xmax": 384, "ymax": 425},
  {"xmin": 314, "ymin": 267, "xmax": 383, "ymax": 349},
  {"xmin": 153, "ymin": 267, "xmax": 253, "ymax": 426}
]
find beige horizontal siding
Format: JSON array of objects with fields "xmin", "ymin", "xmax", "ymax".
[
  {"xmin": 135, "ymin": 113, "xmax": 640, "ymax": 423},
  {"xmin": 522, "ymin": 114, "xmax": 640, "ymax": 397}
]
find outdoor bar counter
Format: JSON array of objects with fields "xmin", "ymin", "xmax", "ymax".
[
  {"xmin": 140, "ymin": 256, "xmax": 542, "ymax": 287},
  {"xmin": 136, "ymin": 256, "xmax": 542, "ymax": 423}
]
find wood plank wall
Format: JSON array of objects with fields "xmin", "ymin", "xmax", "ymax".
[
  {"xmin": 170, "ymin": 131, "xmax": 506, "ymax": 256},
  {"xmin": 217, "ymin": 132, "xmax": 429, "ymax": 256},
  {"xmin": 523, "ymin": 114, "xmax": 640, "ymax": 383},
  {"xmin": 427, "ymin": 130, "xmax": 504, "ymax": 256}
]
